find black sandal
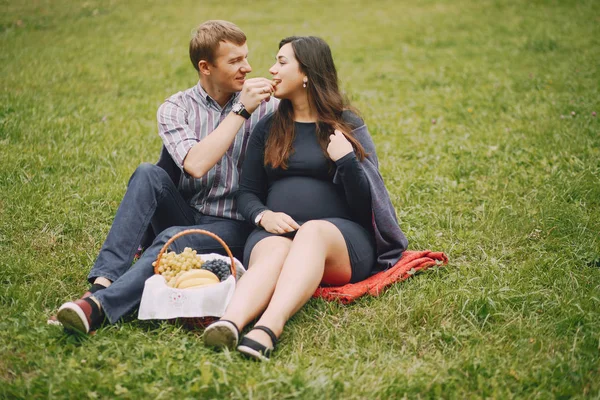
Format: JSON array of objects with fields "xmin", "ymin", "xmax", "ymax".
[
  {"xmin": 237, "ymin": 325, "xmax": 278, "ymax": 361},
  {"xmin": 203, "ymin": 319, "xmax": 240, "ymax": 350}
]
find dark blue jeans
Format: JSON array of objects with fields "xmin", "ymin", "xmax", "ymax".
[{"xmin": 89, "ymin": 163, "xmax": 253, "ymax": 324}]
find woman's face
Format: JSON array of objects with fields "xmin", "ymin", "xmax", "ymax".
[{"xmin": 269, "ymin": 43, "xmax": 306, "ymax": 99}]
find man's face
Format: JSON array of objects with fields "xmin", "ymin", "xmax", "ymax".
[{"xmin": 208, "ymin": 41, "xmax": 252, "ymax": 94}]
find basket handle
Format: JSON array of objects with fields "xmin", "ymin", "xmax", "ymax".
[{"xmin": 153, "ymin": 229, "xmax": 236, "ymax": 278}]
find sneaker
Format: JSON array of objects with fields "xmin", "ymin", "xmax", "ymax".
[
  {"xmin": 48, "ymin": 285, "xmax": 104, "ymax": 326},
  {"xmin": 56, "ymin": 298, "xmax": 103, "ymax": 334}
]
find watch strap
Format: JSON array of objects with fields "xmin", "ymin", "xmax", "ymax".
[
  {"xmin": 238, "ymin": 107, "xmax": 251, "ymax": 120},
  {"xmin": 254, "ymin": 210, "xmax": 267, "ymax": 227},
  {"xmin": 233, "ymin": 102, "xmax": 251, "ymax": 120}
]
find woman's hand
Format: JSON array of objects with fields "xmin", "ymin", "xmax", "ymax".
[
  {"xmin": 260, "ymin": 211, "xmax": 300, "ymax": 234},
  {"xmin": 327, "ymin": 129, "xmax": 354, "ymax": 162}
]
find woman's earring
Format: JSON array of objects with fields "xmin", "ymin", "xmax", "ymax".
[{"xmin": 303, "ymin": 78, "xmax": 307, "ymax": 88}]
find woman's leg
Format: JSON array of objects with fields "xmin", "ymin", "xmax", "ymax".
[
  {"xmin": 219, "ymin": 236, "xmax": 292, "ymax": 330},
  {"xmin": 246, "ymin": 220, "xmax": 351, "ymax": 346}
]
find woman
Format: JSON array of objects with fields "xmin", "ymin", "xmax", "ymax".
[{"xmin": 203, "ymin": 36, "xmax": 408, "ymax": 361}]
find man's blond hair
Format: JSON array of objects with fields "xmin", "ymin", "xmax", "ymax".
[{"xmin": 189, "ymin": 20, "xmax": 246, "ymax": 71}]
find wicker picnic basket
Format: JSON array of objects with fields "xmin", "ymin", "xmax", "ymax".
[{"xmin": 152, "ymin": 229, "xmax": 237, "ymax": 329}]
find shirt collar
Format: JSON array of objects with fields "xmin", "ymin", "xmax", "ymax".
[{"xmin": 194, "ymin": 81, "xmax": 241, "ymax": 111}]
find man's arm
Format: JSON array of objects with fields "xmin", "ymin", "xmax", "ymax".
[
  {"xmin": 182, "ymin": 78, "xmax": 276, "ymax": 178},
  {"xmin": 182, "ymin": 112, "xmax": 246, "ymax": 178}
]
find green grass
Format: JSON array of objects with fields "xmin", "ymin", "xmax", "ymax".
[{"xmin": 1, "ymin": 0, "xmax": 599, "ymax": 398}]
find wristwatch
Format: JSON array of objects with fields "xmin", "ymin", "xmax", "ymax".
[
  {"xmin": 254, "ymin": 210, "xmax": 267, "ymax": 227},
  {"xmin": 232, "ymin": 101, "xmax": 251, "ymax": 120}
]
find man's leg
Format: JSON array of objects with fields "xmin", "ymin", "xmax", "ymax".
[
  {"xmin": 87, "ymin": 163, "xmax": 197, "ymax": 285},
  {"xmin": 54, "ymin": 163, "xmax": 198, "ymax": 329},
  {"xmin": 93, "ymin": 217, "xmax": 253, "ymax": 325}
]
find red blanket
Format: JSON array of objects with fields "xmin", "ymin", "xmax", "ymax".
[{"xmin": 313, "ymin": 250, "xmax": 448, "ymax": 303}]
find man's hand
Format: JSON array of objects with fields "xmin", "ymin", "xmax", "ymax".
[
  {"xmin": 239, "ymin": 78, "xmax": 276, "ymax": 114},
  {"xmin": 327, "ymin": 129, "xmax": 354, "ymax": 162},
  {"xmin": 260, "ymin": 211, "xmax": 300, "ymax": 234}
]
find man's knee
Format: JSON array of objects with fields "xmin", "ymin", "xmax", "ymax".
[
  {"xmin": 128, "ymin": 163, "xmax": 172, "ymax": 187},
  {"xmin": 154, "ymin": 226, "xmax": 187, "ymax": 244},
  {"xmin": 153, "ymin": 226, "xmax": 224, "ymax": 253}
]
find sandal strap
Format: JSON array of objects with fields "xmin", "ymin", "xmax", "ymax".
[
  {"xmin": 252, "ymin": 325, "xmax": 278, "ymax": 349},
  {"xmin": 238, "ymin": 336, "xmax": 273, "ymax": 359}
]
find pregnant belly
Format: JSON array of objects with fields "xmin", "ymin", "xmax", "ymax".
[{"xmin": 266, "ymin": 176, "xmax": 351, "ymax": 222}]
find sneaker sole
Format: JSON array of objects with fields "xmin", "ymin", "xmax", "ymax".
[
  {"xmin": 57, "ymin": 302, "xmax": 90, "ymax": 334},
  {"xmin": 203, "ymin": 323, "xmax": 238, "ymax": 349},
  {"xmin": 48, "ymin": 290, "xmax": 93, "ymax": 327}
]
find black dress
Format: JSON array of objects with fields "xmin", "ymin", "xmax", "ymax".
[{"xmin": 237, "ymin": 112, "xmax": 376, "ymax": 283}]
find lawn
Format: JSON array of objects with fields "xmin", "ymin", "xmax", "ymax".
[{"xmin": 1, "ymin": 0, "xmax": 599, "ymax": 398}]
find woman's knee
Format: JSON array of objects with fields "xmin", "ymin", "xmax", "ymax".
[
  {"xmin": 248, "ymin": 236, "xmax": 292, "ymax": 266},
  {"xmin": 294, "ymin": 220, "xmax": 347, "ymax": 258},
  {"xmin": 295, "ymin": 220, "xmax": 335, "ymax": 239}
]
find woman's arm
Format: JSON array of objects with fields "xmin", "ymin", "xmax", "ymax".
[
  {"xmin": 327, "ymin": 113, "xmax": 374, "ymax": 229},
  {"xmin": 237, "ymin": 121, "xmax": 269, "ymax": 224},
  {"xmin": 335, "ymin": 153, "xmax": 372, "ymax": 228}
]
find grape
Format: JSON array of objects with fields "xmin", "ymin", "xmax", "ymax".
[
  {"xmin": 152, "ymin": 247, "xmax": 205, "ymax": 287},
  {"xmin": 201, "ymin": 259, "xmax": 231, "ymax": 282}
]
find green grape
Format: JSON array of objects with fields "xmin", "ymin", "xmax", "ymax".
[{"xmin": 158, "ymin": 247, "xmax": 209, "ymax": 287}]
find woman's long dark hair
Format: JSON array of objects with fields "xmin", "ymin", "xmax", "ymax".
[{"xmin": 264, "ymin": 36, "xmax": 366, "ymax": 169}]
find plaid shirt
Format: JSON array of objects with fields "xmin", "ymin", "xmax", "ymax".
[{"xmin": 157, "ymin": 82, "xmax": 278, "ymax": 220}]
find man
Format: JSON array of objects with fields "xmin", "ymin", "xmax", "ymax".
[{"xmin": 54, "ymin": 20, "xmax": 279, "ymax": 334}]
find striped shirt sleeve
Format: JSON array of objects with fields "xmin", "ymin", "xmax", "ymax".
[{"xmin": 157, "ymin": 98, "xmax": 200, "ymax": 168}]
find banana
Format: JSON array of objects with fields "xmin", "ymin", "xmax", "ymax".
[
  {"xmin": 175, "ymin": 269, "xmax": 220, "ymax": 288},
  {"xmin": 177, "ymin": 277, "xmax": 220, "ymax": 289}
]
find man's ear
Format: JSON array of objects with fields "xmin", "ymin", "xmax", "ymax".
[{"xmin": 198, "ymin": 60, "xmax": 211, "ymax": 76}]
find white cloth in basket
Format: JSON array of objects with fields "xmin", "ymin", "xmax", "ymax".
[{"xmin": 138, "ymin": 253, "xmax": 245, "ymax": 320}]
